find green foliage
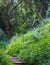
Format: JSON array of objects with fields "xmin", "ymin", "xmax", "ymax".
[
  {"xmin": 0, "ymin": 49, "xmax": 14, "ymax": 65},
  {"xmin": 6, "ymin": 23, "xmax": 50, "ymax": 65},
  {"xmin": 0, "ymin": 30, "xmax": 9, "ymax": 49},
  {"xmin": 10, "ymin": 0, "xmax": 43, "ymax": 34},
  {"xmin": 6, "ymin": 35, "xmax": 26, "ymax": 56},
  {"xmin": 18, "ymin": 36, "xmax": 50, "ymax": 65},
  {"xmin": 0, "ymin": 41, "xmax": 6, "ymax": 49},
  {"xmin": 0, "ymin": 39, "xmax": 9, "ymax": 49},
  {"xmin": 0, "ymin": 1, "xmax": 50, "ymax": 65},
  {"xmin": 0, "ymin": 0, "xmax": 49, "ymax": 35},
  {"xmin": 47, "ymin": 4, "xmax": 50, "ymax": 18},
  {"xmin": 0, "ymin": 0, "xmax": 3, "ymax": 6},
  {"xmin": 6, "ymin": 29, "xmax": 40, "ymax": 56}
]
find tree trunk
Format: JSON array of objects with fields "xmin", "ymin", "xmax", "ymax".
[{"xmin": 4, "ymin": 14, "xmax": 12, "ymax": 37}]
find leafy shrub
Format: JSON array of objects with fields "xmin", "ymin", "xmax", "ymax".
[
  {"xmin": 0, "ymin": 41, "xmax": 6, "ymax": 49},
  {"xmin": 17, "ymin": 35, "xmax": 50, "ymax": 65},
  {"xmin": 6, "ymin": 35, "xmax": 26, "ymax": 56},
  {"xmin": 0, "ymin": 49, "xmax": 14, "ymax": 65},
  {"xmin": 6, "ymin": 30, "xmax": 39, "ymax": 56},
  {"xmin": 0, "ymin": 33, "xmax": 9, "ymax": 49},
  {"xmin": 6, "ymin": 23, "xmax": 50, "ymax": 65},
  {"xmin": 0, "ymin": 39, "xmax": 9, "ymax": 49},
  {"xmin": 33, "ymin": 23, "xmax": 50, "ymax": 40}
]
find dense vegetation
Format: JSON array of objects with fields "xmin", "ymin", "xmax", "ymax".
[
  {"xmin": 0, "ymin": 0, "xmax": 50, "ymax": 65},
  {"xmin": 0, "ymin": 49, "xmax": 14, "ymax": 65},
  {"xmin": 6, "ymin": 23, "xmax": 50, "ymax": 65}
]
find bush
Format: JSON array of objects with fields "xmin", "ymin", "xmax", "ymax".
[
  {"xmin": 6, "ymin": 30, "xmax": 40, "ymax": 56},
  {"xmin": 0, "ymin": 35, "xmax": 9, "ymax": 49},
  {"xmin": 17, "ymin": 36, "xmax": 50, "ymax": 65},
  {"xmin": 6, "ymin": 35, "xmax": 26, "ymax": 56},
  {"xmin": 0, "ymin": 29, "xmax": 8, "ymax": 49},
  {"xmin": 0, "ymin": 41, "xmax": 6, "ymax": 49},
  {"xmin": 0, "ymin": 49, "xmax": 14, "ymax": 65},
  {"xmin": 6, "ymin": 23, "xmax": 50, "ymax": 65}
]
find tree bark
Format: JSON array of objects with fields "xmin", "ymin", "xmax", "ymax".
[{"xmin": 4, "ymin": 14, "xmax": 12, "ymax": 37}]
